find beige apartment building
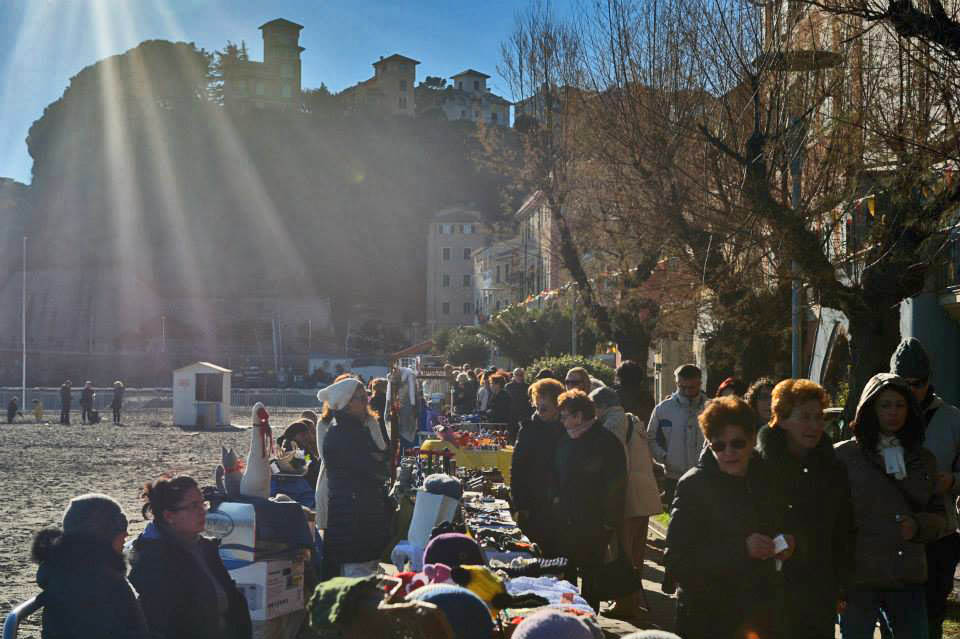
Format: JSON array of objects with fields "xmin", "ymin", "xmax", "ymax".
[
  {"xmin": 339, "ymin": 53, "xmax": 420, "ymax": 116},
  {"xmin": 426, "ymin": 207, "xmax": 489, "ymax": 331}
]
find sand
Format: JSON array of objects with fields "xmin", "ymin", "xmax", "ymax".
[{"xmin": 0, "ymin": 408, "xmax": 308, "ymax": 638}]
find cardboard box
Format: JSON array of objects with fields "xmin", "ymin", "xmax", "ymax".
[{"xmin": 229, "ymin": 559, "xmax": 305, "ymax": 621}]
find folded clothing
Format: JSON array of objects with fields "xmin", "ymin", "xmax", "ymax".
[
  {"xmin": 506, "ymin": 576, "xmax": 594, "ymax": 616},
  {"xmin": 488, "ymin": 557, "xmax": 569, "ymax": 578}
]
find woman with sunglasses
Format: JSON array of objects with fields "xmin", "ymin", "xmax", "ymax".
[
  {"xmin": 836, "ymin": 374, "xmax": 944, "ymax": 639},
  {"xmin": 129, "ymin": 475, "xmax": 251, "ymax": 639},
  {"xmin": 758, "ymin": 379, "xmax": 854, "ymax": 638},
  {"xmin": 664, "ymin": 396, "xmax": 788, "ymax": 639}
]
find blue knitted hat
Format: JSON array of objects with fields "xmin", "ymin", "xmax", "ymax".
[
  {"xmin": 407, "ymin": 584, "xmax": 493, "ymax": 639},
  {"xmin": 512, "ymin": 609, "xmax": 600, "ymax": 639}
]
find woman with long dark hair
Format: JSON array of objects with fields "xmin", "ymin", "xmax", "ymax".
[
  {"xmin": 836, "ymin": 374, "xmax": 944, "ymax": 639},
  {"xmin": 128, "ymin": 475, "xmax": 251, "ymax": 639}
]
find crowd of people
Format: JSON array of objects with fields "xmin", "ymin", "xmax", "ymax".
[{"xmin": 20, "ymin": 335, "xmax": 960, "ymax": 639}]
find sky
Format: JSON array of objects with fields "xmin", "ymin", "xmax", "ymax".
[{"xmin": 0, "ymin": 0, "xmax": 572, "ymax": 185}]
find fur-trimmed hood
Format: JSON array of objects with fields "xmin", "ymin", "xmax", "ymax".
[{"xmin": 33, "ymin": 528, "xmax": 126, "ymax": 589}]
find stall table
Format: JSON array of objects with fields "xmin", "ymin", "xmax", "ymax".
[{"xmin": 419, "ymin": 438, "xmax": 514, "ymax": 483}]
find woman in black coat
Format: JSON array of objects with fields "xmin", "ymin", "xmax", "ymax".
[
  {"xmin": 665, "ymin": 396, "xmax": 790, "ymax": 639},
  {"xmin": 546, "ymin": 389, "xmax": 627, "ymax": 611},
  {"xmin": 128, "ymin": 476, "xmax": 251, "ymax": 639},
  {"xmin": 321, "ymin": 378, "xmax": 392, "ymax": 576},
  {"xmin": 485, "ymin": 374, "xmax": 512, "ymax": 424},
  {"xmin": 32, "ymin": 493, "xmax": 149, "ymax": 639},
  {"xmin": 511, "ymin": 378, "xmax": 565, "ymax": 555},
  {"xmin": 757, "ymin": 379, "xmax": 854, "ymax": 639}
]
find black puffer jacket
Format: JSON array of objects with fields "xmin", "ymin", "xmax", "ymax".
[
  {"xmin": 665, "ymin": 448, "xmax": 783, "ymax": 639},
  {"xmin": 32, "ymin": 530, "xmax": 149, "ymax": 639},
  {"xmin": 486, "ymin": 388, "xmax": 512, "ymax": 424},
  {"xmin": 323, "ymin": 410, "xmax": 392, "ymax": 564},
  {"xmin": 545, "ymin": 422, "xmax": 626, "ymax": 566},
  {"xmin": 128, "ymin": 525, "xmax": 251, "ymax": 639},
  {"xmin": 511, "ymin": 413, "xmax": 565, "ymax": 550},
  {"xmin": 757, "ymin": 425, "xmax": 854, "ymax": 633}
]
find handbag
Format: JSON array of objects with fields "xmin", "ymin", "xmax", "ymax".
[{"xmin": 581, "ymin": 530, "xmax": 645, "ymax": 602}]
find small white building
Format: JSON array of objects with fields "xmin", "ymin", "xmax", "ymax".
[{"xmin": 173, "ymin": 362, "xmax": 232, "ymax": 427}]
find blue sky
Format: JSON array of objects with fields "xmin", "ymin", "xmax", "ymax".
[{"xmin": 0, "ymin": 0, "xmax": 570, "ymax": 185}]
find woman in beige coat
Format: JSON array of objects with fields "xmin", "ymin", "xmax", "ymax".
[{"xmin": 591, "ymin": 386, "xmax": 662, "ymax": 618}]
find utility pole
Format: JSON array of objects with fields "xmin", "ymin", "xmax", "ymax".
[{"xmin": 21, "ymin": 236, "xmax": 27, "ymax": 408}]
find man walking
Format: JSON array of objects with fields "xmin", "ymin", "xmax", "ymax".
[
  {"xmin": 59, "ymin": 380, "xmax": 72, "ymax": 425},
  {"xmin": 891, "ymin": 337, "xmax": 960, "ymax": 639},
  {"xmin": 646, "ymin": 364, "xmax": 707, "ymax": 507},
  {"xmin": 505, "ymin": 368, "xmax": 531, "ymax": 443}
]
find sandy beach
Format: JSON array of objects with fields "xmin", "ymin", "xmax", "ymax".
[{"xmin": 0, "ymin": 408, "xmax": 308, "ymax": 638}]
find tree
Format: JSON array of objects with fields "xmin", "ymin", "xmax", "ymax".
[
  {"xmin": 420, "ymin": 76, "xmax": 447, "ymax": 89},
  {"xmin": 444, "ymin": 332, "xmax": 490, "ymax": 367},
  {"xmin": 208, "ymin": 40, "xmax": 248, "ymax": 104},
  {"xmin": 490, "ymin": 1, "xmax": 663, "ymax": 371},
  {"xmin": 471, "ymin": 304, "xmax": 600, "ymax": 366}
]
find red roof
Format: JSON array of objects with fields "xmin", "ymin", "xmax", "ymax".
[{"xmin": 392, "ymin": 339, "xmax": 435, "ymax": 359}]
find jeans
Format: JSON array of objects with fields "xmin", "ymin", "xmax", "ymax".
[{"xmin": 841, "ymin": 587, "xmax": 928, "ymax": 639}]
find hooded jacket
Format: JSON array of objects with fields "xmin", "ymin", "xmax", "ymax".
[
  {"xmin": 757, "ymin": 426, "xmax": 854, "ymax": 603},
  {"xmin": 600, "ymin": 406, "xmax": 663, "ymax": 518},
  {"xmin": 664, "ymin": 448, "xmax": 782, "ymax": 639},
  {"xmin": 128, "ymin": 522, "xmax": 251, "ymax": 639},
  {"xmin": 646, "ymin": 390, "xmax": 707, "ymax": 479},
  {"xmin": 834, "ymin": 373, "xmax": 943, "ymax": 589},
  {"xmin": 920, "ymin": 390, "xmax": 960, "ymax": 532},
  {"xmin": 32, "ymin": 530, "xmax": 149, "ymax": 639}
]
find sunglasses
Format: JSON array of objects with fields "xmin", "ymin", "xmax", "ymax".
[
  {"xmin": 709, "ymin": 438, "xmax": 749, "ymax": 453},
  {"xmin": 565, "ymin": 378, "xmax": 586, "ymax": 386},
  {"xmin": 906, "ymin": 379, "xmax": 928, "ymax": 389}
]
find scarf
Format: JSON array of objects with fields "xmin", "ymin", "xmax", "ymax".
[
  {"xmin": 878, "ymin": 434, "xmax": 908, "ymax": 480},
  {"xmin": 565, "ymin": 421, "xmax": 593, "ymax": 440}
]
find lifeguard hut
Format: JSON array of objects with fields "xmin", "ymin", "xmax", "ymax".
[{"xmin": 173, "ymin": 362, "xmax": 232, "ymax": 428}]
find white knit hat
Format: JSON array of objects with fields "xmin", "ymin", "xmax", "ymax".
[{"xmin": 316, "ymin": 378, "xmax": 363, "ymax": 411}]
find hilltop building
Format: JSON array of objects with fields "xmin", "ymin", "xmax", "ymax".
[
  {"xmin": 416, "ymin": 69, "xmax": 511, "ymax": 125},
  {"xmin": 339, "ymin": 54, "xmax": 420, "ymax": 116},
  {"xmin": 223, "ymin": 18, "xmax": 305, "ymax": 110}
]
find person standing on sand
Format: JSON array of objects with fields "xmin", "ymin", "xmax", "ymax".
[
  {"xmin": 80, "ymin": 381, "xmax": 94, "ymax": 425},
  {"xmin": 60, "ymin": 380, "xmax": 72, "ymax": 425},
  {"xmin": 111, "ymin": 381, "xmax": 125, "ymax": 425}
]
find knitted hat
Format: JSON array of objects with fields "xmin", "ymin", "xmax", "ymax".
[
  {"xmin": 407, "ymin": 584, "xmax": 493, "ymax": 639},
  {"xmin": 622, "ymin": 632, "xmax": 683, "ymax": 639},
  {"xmin": 589, "ymin": 386, "xmax": 621, "ymax": 410},
  {"xmin": 890, "ymin": 337, "xmax": 931, "ymax": 380},
  {"xmin": 423, "ymin": 533, "xmax": 484, "ymax": 569},
  {"xmin": 316, "ymin": 378, "xmax": 363, "ymax": 411},
  {"xmin": 307, "ymin": 575, "xmax": 381, "ymax": 629},
  {"xmin": 424, "ymin": 473, "xmax": 463, "ymax": 499},
  {"xmin": 61, "ymin": 493, "xmax": 128, "ymax": 543},
  {"xmin": 512, "ymin": 609, "xmax": 601, "ymax": 639}
]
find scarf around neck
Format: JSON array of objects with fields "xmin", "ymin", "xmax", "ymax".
[
  {"xmin": 878, "ymin": 434, "xmax": 907, "ymax": 480},
  {"xmin": 565, "ymin": 420, "xmax": 593, "ymax": 440}
]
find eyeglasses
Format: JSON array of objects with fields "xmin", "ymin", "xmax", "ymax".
[
  {"xmin": 708, "ymin": 438, "xmax": 749, "ymax": 453},
  {"xmin": 170, "ymin": 500, "xmax": 208, "ymax": 513}
]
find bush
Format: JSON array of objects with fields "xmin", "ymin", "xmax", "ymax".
[
  {"xmin": 444, "ymin": 332, "xmax": 490, "ymax": 368},
  {"xmin": 529, "ymin": 354, "xmax": 615, "ymax": 387}
]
